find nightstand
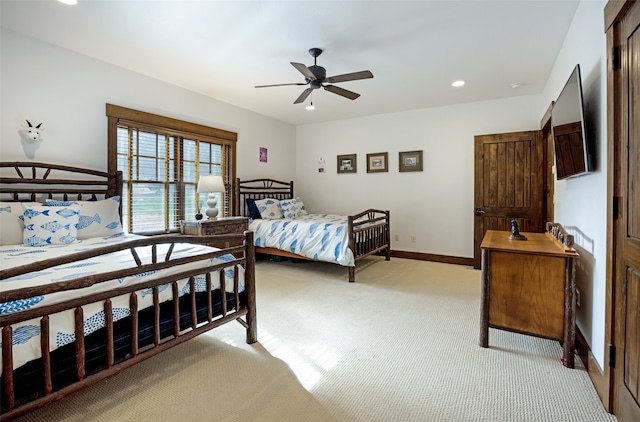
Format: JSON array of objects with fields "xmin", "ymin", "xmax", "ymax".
[{"xmin": 179, "ymin": 216, "xmax": 249, "ymax": 248}]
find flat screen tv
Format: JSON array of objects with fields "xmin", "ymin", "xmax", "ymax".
[{"xmin": 551, "ymin": 64, "xmax": 593, "ymax": 180}]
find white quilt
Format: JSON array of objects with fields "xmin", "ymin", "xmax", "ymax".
[
  {"xmin": 0, "ymin": 233, "xmax": 244, "ymax": 370},
  {"xmin": 249, "ymin": 214, "xmax": 356, "ymax": 266}
]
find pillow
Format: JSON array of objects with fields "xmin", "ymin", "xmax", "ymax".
[
  {"xmin": 22, "ymin": 204, "xmax": 81, "ymax": 246},
  {"xmin": 255, "ymin": 198, "xmax": 283, "ymax": 220},
  {"xmin": 295, "ymin": 197, "xmax": 308, "ymax": 215},
  {"xmin": 245, "ymin": 198, "xmax": 262, "ymax": 220},
  {"xmin": 280, "ymin": 197, "xmax": 308, "ymax": 218},
  {"xmin": 0, "ymin": 201, "xmax": 40, "ymax": 245},
  {"xmin": 45, "ymin": 196, "xmax": 123, "ymax": 239}
]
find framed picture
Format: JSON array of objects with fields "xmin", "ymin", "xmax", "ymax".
[
  {"xmin": 399, "ymin": 150, "xmax": 423, "ymax": 172},
  {"xmin": 367, "ymin": 152, "xmax": 388, "ymax": 173},
  {"xmin": 337, "ymin": 154, "xmax": 357, "ymax": 173}
]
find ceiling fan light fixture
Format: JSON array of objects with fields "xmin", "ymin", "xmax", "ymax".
[{"xmin": 256, "ymin": 48, "xmax": 373, "ymax": 104}]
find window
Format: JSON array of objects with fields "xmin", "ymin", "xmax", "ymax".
[{"xmin": 107, "ymin": 104, "xmax": 237, "ymax": 234}]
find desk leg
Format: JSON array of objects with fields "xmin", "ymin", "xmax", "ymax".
[
  {"xmin": 563, "ymin": 257, "xmax": 577, "ymax": 368},
  {"xmin": 480, "ymin": 249, "xmax": 490, "ymax": 348}
]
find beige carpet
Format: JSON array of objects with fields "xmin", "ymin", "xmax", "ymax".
[{"xmin": 16, "ymin": 257, "xmax": 616, "ymax": 422}]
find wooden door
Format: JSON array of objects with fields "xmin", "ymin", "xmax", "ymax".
[
  {"xmin": 607, "ymin": 1, "xmax": 640, "ymax": 420},
  {"xmin": 473, "ymin": 131, "xmax": 545, "ymax": 269}
]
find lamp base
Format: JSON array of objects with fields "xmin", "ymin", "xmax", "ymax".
[
  {"xmin": 205, "ymin": 194, "xmax": 219, "ymax": 219},
  {"xmin": 205, "ymin": 207, "xmax": 219, "ymax": 219}
]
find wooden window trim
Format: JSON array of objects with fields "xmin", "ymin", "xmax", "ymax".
[
  {"xmin": 106, "ymin": 104, "xmax": 237, "ymax": 142},
  {"xmin": 106, "ymin": 104, "xmax": 238, "ymax": 232}
]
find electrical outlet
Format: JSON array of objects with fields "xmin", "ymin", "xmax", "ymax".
[
  {"xmin": 394, "ymin": 234, "xmax": 399, "ymax": 241},
  {"xmin": 576, "ymin": 289, "xmax": 581, "ymax": 307},
  {"xmin": 411, "ymin": 235, "xmax": 416, "ymax": 242}
]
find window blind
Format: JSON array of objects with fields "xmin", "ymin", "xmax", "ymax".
[{"xmin": 107, "ymin": 104, "xmax": 237, "ymax": 234}]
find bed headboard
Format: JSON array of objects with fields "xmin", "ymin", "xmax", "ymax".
[
  {"xmin": 234, "ymin": 178, "xmax": 293, "ymax": 217},
  {"xmin": 0, "ymin": 161, "xmax": 122, "ymax": 202}
]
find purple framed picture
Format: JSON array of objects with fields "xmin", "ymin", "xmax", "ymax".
[{"xmin": 259, "ymin": 147, "xmax": 268, "ymax": 163}]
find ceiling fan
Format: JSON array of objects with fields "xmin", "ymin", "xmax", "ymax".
[{"xmin": 255, "ymin": 48, "xmax": 374, "ymax": 104}]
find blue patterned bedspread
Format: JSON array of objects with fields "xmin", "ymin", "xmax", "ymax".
[
  {"xmin": 249, "ymin": 214, "xmax": 355, "ymax": 266},
  {"xmin": 0, "ymin": 233, "xmax": 243, "ymax": 370}
]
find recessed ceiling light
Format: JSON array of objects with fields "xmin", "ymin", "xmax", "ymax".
[
  {"xmin": 451, "ymin": 80, "xmax": 465, "ymax": 87},
  {"xmin": 58, "ymin": 0, "xmax": 78, "ymax": 5},
  {"xmin": 511, "ymin": 82, "xmax": 525, "ymax": 89},
  {"xmin": 306, "ymin": 102, "xmax": 315, "ymax": 111}
]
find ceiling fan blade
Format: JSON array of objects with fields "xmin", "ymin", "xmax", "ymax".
[
  {"xmin": 294, "ymin": 88, "xmax": 314, "ymax": 104},
  {"xmin": 324, "ymin": 85, "xmax": 360, "ymax": 100},
  {"xmin": 291, "ymin": 62, "xmax": 316, "ymax": 80},
  {"xmin": 255, "ymin": 82, "xmax": 308, "ymax": 88},
  {"xmin": 325, "ymin": 70, "xmax": 373, "ymax": 83}
]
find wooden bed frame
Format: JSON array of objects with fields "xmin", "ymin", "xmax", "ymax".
[
  {"xmin": 0, "ymin": 162, "xmax": 256, "ymax": 421},
  {"xmin": 234, "ymin": 178, "xmax": 390, "ymax": 282}
]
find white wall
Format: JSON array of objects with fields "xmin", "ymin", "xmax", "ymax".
[
  {"xmin": 0, "ymin": 29, "xmax": 296, "ymax": 182},
  {"xmin": 296, "ymin": 90, "xmax": 544, "ymax": 258},
  {"xmin": 541, "ymin": 0, "xmax": 608, "ymax": 368}
]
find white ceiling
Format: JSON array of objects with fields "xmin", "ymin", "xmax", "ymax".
[{"xmin": 1, "ymin": 0, "xmax": 579, "ymax": 126}]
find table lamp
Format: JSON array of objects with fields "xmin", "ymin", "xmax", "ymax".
[{"xmin": 197, "ymin": 175, "xmax": 225, "ymax": 219}]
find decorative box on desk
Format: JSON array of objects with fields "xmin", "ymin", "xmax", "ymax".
[
  {"xmin": 179, "ymin": 216, "xmax": 249, "ymax": 248},
  {"xmin": 479, "ymin": 223, "xmax": 579, "ymax": 368}
]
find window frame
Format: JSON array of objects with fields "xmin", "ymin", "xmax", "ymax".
[{"xmin": 107, "ymin": 104, "xmax": 238, "ymax": 234}]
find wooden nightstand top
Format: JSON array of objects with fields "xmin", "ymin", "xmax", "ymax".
[
  {"xmin": 183, "ymin": 216, "xmax": 248, "ymax": 225},
  {"xmin": 179, "ymin": 216, "xmax": 248, "ymax": 236}
]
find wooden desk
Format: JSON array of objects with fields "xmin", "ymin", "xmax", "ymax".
[{"xmin": 479, "ymin": 229, "xmax": 579, "ymax": 368}]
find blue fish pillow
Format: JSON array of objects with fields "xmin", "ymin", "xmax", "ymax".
[
  {"xmin": 280, "ymin": 197, "xmax": 308, "ymax": 218},
  {"xmin": 45, "ymin": 196, "xmax": 123, "ymax": 239},
  {"xmin": 21, "ymin": 204, "xmax": 82, "ymax": 246},
  {"xmin": 255, "ymin": 198, "xmax": 283, "ymax": 220}
]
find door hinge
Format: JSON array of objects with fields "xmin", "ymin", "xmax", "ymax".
[
  {"xmin": 611, "ymin": 46, "xmax": 620, "ymax": 70},
  {"xmin": 612, "ymin": 196, "xmax": 619, "ymax": 219},
  {"xmin": 608, "ymin": 344, "xmax": 616, "ymax": 368}
]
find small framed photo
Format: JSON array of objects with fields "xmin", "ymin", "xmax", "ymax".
[
  {"xmin": 337, "ymin": 154, "xmax": 357, "ymax": 173},
  {"xmin": 367, "ymin": 152, "xmax": 388, "ymax": 173},
  {"xmin": 399, "ymin": 150, "xmax": 423, "ymax": 172}
]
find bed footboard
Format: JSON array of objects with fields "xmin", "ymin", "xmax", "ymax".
[
  {"xmin": 348, "ymin": 209, "xmax": 391, "ymax": 282},
  {"xmin": 0, "ymin": 233, "xmax": 256, "ymax": 421}
]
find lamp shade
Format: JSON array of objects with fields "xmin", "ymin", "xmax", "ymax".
[
  {"xmin": 197, "ymin": 175, "xmax": 225, "ymax": 220},
  {"xmin": 197, "ymin": 175, "xmax": 225, "ymax": 193}
]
